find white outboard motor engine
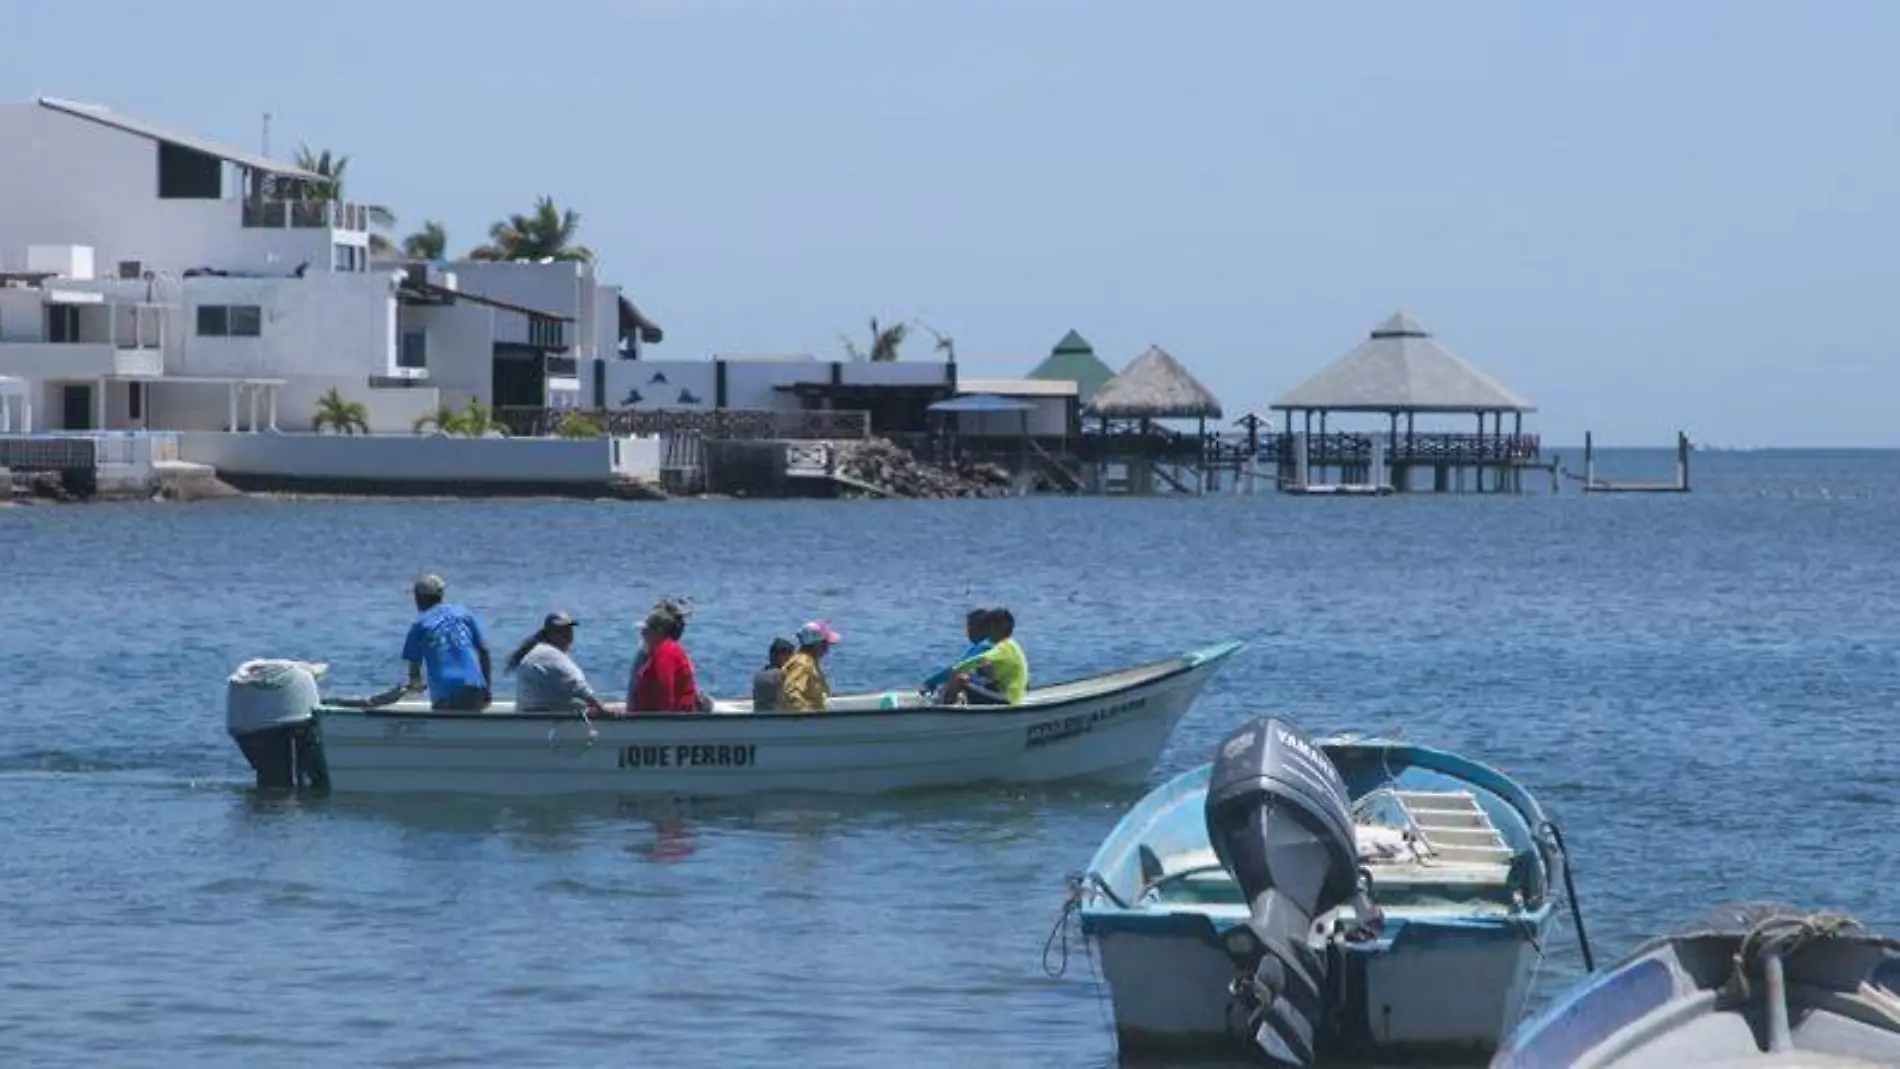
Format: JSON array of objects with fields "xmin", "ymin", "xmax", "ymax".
[
  {"xmin": 226, "ymin": 659, "xmax": 330, "ymax": 791},
  {"xmin": 1204, "ymin": 717, "xmax": 1367, "ymax": 1067}
]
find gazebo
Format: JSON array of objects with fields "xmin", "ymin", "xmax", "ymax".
[
  {"xmin": 1082, "ymin": 345, "xmax": 1224, "ymax": 494},
  {"xmin": 1272, "ymin": 311, "xmax": 1539, "ymax": 493},
  {"xmin": 1027, "ymin": 329, "xmax": 1117, "ymax": 406}
]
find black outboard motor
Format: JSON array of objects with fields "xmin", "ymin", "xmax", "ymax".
[{"xmin": 1204, "ymin": 717, "xmax": 1364, "ymax": 1066}]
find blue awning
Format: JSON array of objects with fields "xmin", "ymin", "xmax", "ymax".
[{"xmin": 928, "ymin": 393, "xmax": 1036, "ymax": 414}]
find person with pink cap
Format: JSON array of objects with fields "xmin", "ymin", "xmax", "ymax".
[{"xmin": 777, "ymin": 620, "xmax": 840, "ymax": 713}]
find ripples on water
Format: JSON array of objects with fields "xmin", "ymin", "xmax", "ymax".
[{"xmin": 1, "ymin": 449, "xmax": 1896, "ymax": 1068}]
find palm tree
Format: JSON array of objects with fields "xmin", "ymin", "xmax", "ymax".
[
  {"xmin": 311, "ymin": 387, "xmax": 370, "ymax": 434},
  {"xmin": 294, "ymin": 145, "xmax": 399, "ymax": 256},
  {"xmin": 401, "ymin": 221, "xmax": 448, "ymax": 261},
  {"xmin": 456, "ymin": 398, "xmax": 503, "ymax": 437},
  {"xmin": 841, "ymin": 316, "xmax": 909, "ymax": 362},
  {"xmin": 413, "ymin": 402, "xmax": 463, "ymax": 435},
  {"xmin": 915, "ymin": 320, "xmax": 956, "ymax": 362},
  {"xmin": 467, "ymin": 196, "xmax": 593, "ymax": 262}
]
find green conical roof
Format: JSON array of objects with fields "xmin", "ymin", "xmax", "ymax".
[
  {"xmin": 1028, "ymin": 329, "xmax": 1116, "ymax": 401},
  {"xmin": 1052, "ymin": 329, "xmax": 1093, "ymax": 354}
]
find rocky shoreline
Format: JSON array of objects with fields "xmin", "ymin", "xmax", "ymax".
[{"xmin": 838, "ymin": 439, "xmax": 1016, "ymax": 499}]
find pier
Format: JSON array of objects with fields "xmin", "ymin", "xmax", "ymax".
[{"xmin": 1572, "ymin": 431, "xmax": 1692, "ymax": 493}]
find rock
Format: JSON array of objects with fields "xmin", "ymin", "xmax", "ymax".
[
  {"xmin": 837, "ymin": 438, "xmax": 1014, "ymax": 500},
  {"xmin": 25, "ymin": 472, "xmax": 74, "ymax": 503}
]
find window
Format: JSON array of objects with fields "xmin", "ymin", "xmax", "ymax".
[
  {"xmin": 230, "ymin": 306, "xmax": 262, "ymax": 337},
  {"xmin": 197, "ymin": 305, "xmax": 263, "ymax": 337},
  {"xmin": 129, "ymin": 382, "xmax": 143, "ymax": 421},
  {"xmin": 528, "ymin": 318, "xmax": 565, "ymax": 349},
  {"xmin": 399, "ymin": 329, "xmax": 428, "ymax": 370},
  {"xmin": 46, "ymin": 305, "xmax": 80, "ymax": 343}
]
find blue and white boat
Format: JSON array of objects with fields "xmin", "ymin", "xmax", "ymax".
[{"xmin": 1072, "ymin": 716, "xmax": 1581, "ymax": 1066}]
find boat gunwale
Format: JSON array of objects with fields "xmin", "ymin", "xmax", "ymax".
[
  {"xmin": 1079, "ymin": 732, "xmax": 1556, "ymax": 920},
  {"xmin": 311, "ymin": 639, "xmax": 1245, "ymax": 725}
]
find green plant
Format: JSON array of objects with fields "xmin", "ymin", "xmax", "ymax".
[
  {"xmin": 556, "ymin": 412, "xmax": 606, "ymax": 438},
  {"xmin": 413, "ymin": 403, "xmax": 461, "ymax": 434},
  {"xmin": 467, "ymin": 196, "xmax": 593, "ymax": 262},
  {"xmin": 311, "ymin": 387, "xmax": 370, "ymax": 434},
  {"xmin": 841, "ymin": 316, "xmax": 908, "ymax": 362}
]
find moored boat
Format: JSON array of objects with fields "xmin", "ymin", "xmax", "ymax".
[
  {"xmin": 1493, "ymin": 903, "xmax": 1900, "ymax": 1068},
  {"xmin": 224, "ymin": 641, "xmax": 1243, "ymax": 797},
  {"xmin": 1069, "ymin": 716, "xmax": 1584, "ymax": 1066}
]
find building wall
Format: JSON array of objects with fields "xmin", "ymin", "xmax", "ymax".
[
  {"xmin": 443, "ymin": 260, "xmax": 593, "ymax": 354},
  {"xmin": 593, "ymin": 283, "xmax": 621, "ymax": 361},
  {"xmin": 954, "ymin": 398, "xmax": 1069, "ymax": 438},
  {"xmin": 604, "ymin": 359, "xmax": 718, "ymax": 409},
  {"xmin": 0, "ymin": 104, "xmax": 349, "ymax": 277},
  {"xmin": 594, "ymin": 358, "xmax": 954, "ymax": 412},
  {"xmin": 175, "ymin": 430, "xmax": 659, "ymax": 482},
  {"xmin": 400, "ymin": 302, "xmax": 495, "ymax": 409}
]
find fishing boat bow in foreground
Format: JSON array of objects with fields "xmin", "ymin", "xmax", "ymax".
[
  {"xmin": 224, "ymin": 640, "xmax": 1242, "ymax": 796},
  {"xmin": 1494, "ymin": 902, "xmax": 1900, "ymax": 1068}
]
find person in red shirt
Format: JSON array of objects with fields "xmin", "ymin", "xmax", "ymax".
[{"xmin": 629, "ymin": 610, "xmax": 702, "ymax": 713}]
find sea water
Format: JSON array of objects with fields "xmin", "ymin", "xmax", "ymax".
[{"xmin": 1, "ymin": 448, "xmax": 1895, "ymax": 1068}]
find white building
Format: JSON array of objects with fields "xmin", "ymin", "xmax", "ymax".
[{"xmin": 0, "ymin": 96, "xmax": 663, "ymax": 436}]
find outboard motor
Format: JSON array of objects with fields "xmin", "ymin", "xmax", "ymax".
[
  {"xmin": 226, "ymin": 659, "xmax": 330, "ymax": 790},
  {"xmin": 1204, "ymin": 717, "xmax": 1365, "ymax": 1066}
]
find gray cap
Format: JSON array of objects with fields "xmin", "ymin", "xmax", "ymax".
[{"xmin": 413, "ymin": 573, "xmax": 446, "ymax": 597}]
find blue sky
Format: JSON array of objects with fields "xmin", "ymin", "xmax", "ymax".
[{"xmin": 5, "ymin": 0, "xmax": 1895, "ymax": 445}]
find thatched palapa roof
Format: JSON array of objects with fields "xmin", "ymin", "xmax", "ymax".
[
  {"xmin": 1027, "ymin": 329, "xmax": 1116, "ymax": 403},
  {"xmin": 1274, "ymin": 310, "xmax": 1533, "ymax": 414},
  {"xmin": 1084, "ymin": 345, "xmax": 1224, "ymax": 420}
]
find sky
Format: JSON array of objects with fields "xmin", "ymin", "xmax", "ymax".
[{"xmin": 4, "ymin": 0, "xmax": 1896, "ymax": 446}]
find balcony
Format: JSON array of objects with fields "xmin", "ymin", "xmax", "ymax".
[
  {"xmin": 0, "ymin": 342, "xmax": 164, "ymax": 379},
  {"xmin": 241, "ymin": 199, "xmax": 370, "ymax": 232}
]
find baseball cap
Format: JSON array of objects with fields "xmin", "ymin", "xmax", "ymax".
[
  {"xmin": 544, "ymin": 611, "xmax": 577, "ymax": 628},
  {"xmin": 413, "ymin": 573, "xmax": 446, "ymax": 597},
  {"xmin": 795, "ymin": 620, "xmax": 841, "ymax": 647}
]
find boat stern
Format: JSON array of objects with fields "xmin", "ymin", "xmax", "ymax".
[{"xmin": 226, "ymin": 659, "xmax": 331, "ymax": 791}]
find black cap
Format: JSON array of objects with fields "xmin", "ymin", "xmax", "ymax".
[{"xmin": 544, "ymin": 611, "xmax": 577, "ymax": 628}]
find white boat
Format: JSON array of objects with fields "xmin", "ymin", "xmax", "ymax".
[
  {"xmin": 1069, "ymin": 715, "xmax": 1583, "ymax": 1066},
  {"xmin": 224, "ymin": 641, "xmax": 1243, "ymax": 797},
  {"xmin": 1494, "ymin": 903, "xmax": 1900, "ymax": 1068}
]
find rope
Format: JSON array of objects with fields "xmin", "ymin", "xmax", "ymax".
[
  {"xmin": 1042, "ymin": 871, "xmax": 1119, "ymax": 1051},
  {"xmin": 1718, "ymin": 911, "xmax": 1895, "ymax": 1002},
  {"xmin": 1042, "ymin": 875, "xmax": 1082, "ymax": 978}
]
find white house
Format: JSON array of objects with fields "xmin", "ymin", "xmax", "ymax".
[{"xmin": 0, "ymin": 96, "xmax": 665, "ymax": 436}]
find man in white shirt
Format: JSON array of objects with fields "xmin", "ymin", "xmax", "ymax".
[{"xmin": 506, "ymin": 611, "xmax": 611, "ymax": 716}]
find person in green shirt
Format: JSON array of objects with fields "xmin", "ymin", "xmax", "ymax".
[{"xmin": 943, "ymin": 607, "xmax": 1028, "ymax": 706}]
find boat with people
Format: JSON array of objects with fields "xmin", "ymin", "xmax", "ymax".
[
  {"xmin": 1492, "ymin": 902, "xmax": 1900, "ymax": 1068},
  {"xmin": 1064, "ymin": 715, "xmax": 1586, "ymax": 1066},
  {"xmin": 223, "ymin": 640, "xmax": 1245, "ymax": 797}
]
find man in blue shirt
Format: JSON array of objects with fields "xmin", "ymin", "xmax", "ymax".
[
  {"xmin": 399, "ymin": 573, "xmax": 492, "ymax": 710},
  {"xmin": 921, "ymin": 607, "xmax": 995, "ymax": 698}
]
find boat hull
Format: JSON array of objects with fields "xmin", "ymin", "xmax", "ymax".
[
  {"xmin": 1091, "ymin": 913, "xmax": 1546, "ymax": 1058},
  {"xmin": 1074, "ymin": 735, "xmax": 1563, "ymax": 1063},
  {"xmin": 302, "ymin": 643, "xmax": 1240, "ymax": 797}
]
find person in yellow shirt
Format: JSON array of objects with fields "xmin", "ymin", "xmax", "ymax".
[
  {"xmin": 943, "ymin": 607, "xmax": 1028, "ymax": 705},
  {"xmin": 778, "ymin": 620, "xmax": 840, "ymax": 713}
]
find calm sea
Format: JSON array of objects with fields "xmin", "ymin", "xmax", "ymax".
[{"xmin": 1, "ymin": 448, "xmax": 1895, "ymax": 1068}]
